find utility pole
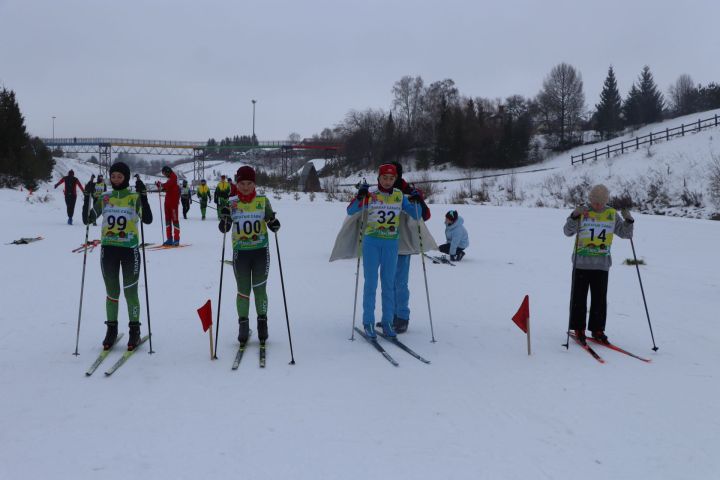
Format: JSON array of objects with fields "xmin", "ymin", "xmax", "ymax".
[
  {"xmin": 52, "ymin": 116, "xmax": 56, "ymax": 142},
  {"xmin": 251, "ymin": 99, "xmax": 257, "ymax": 145}
]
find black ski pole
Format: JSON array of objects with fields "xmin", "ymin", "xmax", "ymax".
[
  {"xmin": 73, "ymin": 219, "xmax": 92, "ymax": 356},
  {"xmin": 139, "ymin": 204, "xmax": 154, "ymax": 354},
  {"xmin": 213, "ymin": 226, "xmax": 228, "ymax": 359},
  {"xmin": 192, "ymin": 198, "xmax": 217, "ymax": 210},
  {"xmin": 413, "ymin": 198, "xmax": 436, "ymax": 343},
  {"xmin": 157, "ymin": 190, "xmax": 165, "ymax": 244},
  {"xmin": 630, "ymin": 238, "xmax": 659, "ymax": 351},
  {"xmin": 350, "ymin": 185, "xmax": 369, "ymax": 341},
  {"xmin": 273, "ymin": 229, "xmax": 296, "ymax": 365},
  {"xmin": 563, "ymin": 216, "xmax": 581, "ymax": 349}
]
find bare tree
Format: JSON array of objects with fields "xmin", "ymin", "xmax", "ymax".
[
  {"xmin": 668, "ymin": 74, "xmax": 698, "ymax": 116},
  {"xmin": 537, "ymin": 63, "xmax": 585, "ymax": 148},
  {"xmin": 287, "ymin": 132, "xmax": 302, "ymax": 143},
  {"xmin": 391, "ymin": 75, "xmax": 425, "ymax": 141}
]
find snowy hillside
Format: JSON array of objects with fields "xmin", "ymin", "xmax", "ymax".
[
  {"xmin": 1, "ymin": 170, "xmax": 719, "ymax": 479},
  {"xmin": 335, "ymin": 109, "xmax": 720, "ymax": 220}
]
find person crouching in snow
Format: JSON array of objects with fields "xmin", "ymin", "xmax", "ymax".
[
  {"xmin": 83, "ymin": 162, "xmax": 153, "ymax": 351},
  {"xmin": 218, "ymin": 166, "xmax": 280, "ymax": 346},
  {"xmin": 346, "ymin": 163, "xmax": 421, "ymax": 339},
  {"xmin": 439, "ymin": 210, "xmax": 469, "ymax": 261},
  {"xmin": 563, "ymin": 184, "xmax": 634, "ymax": 345}
]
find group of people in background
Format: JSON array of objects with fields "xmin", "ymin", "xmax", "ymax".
[{"xmin": 56, "ymin": 160, "xmax": 632, "ymax": 356}]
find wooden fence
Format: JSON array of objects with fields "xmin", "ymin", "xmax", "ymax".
[{"xmin": 571, "ymin": 114, "xmax": 720, "ymax": 165}]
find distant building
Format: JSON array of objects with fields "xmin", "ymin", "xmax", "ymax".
[{"xmin": 297, "ymin": 162, "xmax": 321, "ymax": 192}]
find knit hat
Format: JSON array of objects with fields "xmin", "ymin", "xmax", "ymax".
[
  {"xmin": 588, "ymin": 184, "xmax": 609, "ymax": 205},
  {"xmin": 68, "ymin": 169, "xmax": 75, "ymax": 176},
  {"xmin": 161, "ymin": 166, "xmax": 172, "ymax": 176},
  {"xmin": 446, "ymin": 210, "xmax": 458, "ymax": 223},
  {"xmin": 109, "ymin": 162, "xmax": 131, "ymax": 190},
  {"xmin": 236, "ymin": 166, "xmax": 256, "ymax": 183},
  {"xmin": 378, "ymin": 163, "xmax": 397, "ymax": 177}
]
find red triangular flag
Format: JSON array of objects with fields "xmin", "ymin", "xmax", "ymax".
[
  {"xmin": 197, "ymin": 300, "xmax": 213, "ymax": 332},
  {"xmin": 512, "ymin": 295, "xmax": 529, "ymax": 333}
]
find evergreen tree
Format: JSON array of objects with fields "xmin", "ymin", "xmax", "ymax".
[
  {"xmin": 595, "ymin": 66, "xmax": 623, "ymax": 139},
  {"xmin": 622, "ymin": 85, "xmax": 642, "ymax": 126},
  {"xmin": 637, "ymin": 65, "xmax": 664, "ymax": 123},
  {"xmin": 0, "ymin": 87, "xmax": 53, "ymax": 188}
]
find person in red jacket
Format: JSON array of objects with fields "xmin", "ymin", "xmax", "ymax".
[
  {"xmin": 54, "ymin": 169, "xmax": 85, "ymax": 225},
  {"xmin": 156, "ymin": 166, "xmax": 181, "ymax": 246}
]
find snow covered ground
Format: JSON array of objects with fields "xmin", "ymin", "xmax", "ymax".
[{"xmin": 1, "ymin": 177, "xmax": 719, "ymax": 479}]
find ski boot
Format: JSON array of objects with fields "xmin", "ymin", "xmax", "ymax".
[
  {"xmin": 102, "ymin": 322, "xmax": 118, "ymax": 350},
  {"xmin": 592, "ymin": 331, "xmax": 609, "ymax": 344},
  {"xmin": 363, "ymin": 322, "xmax": 377, "ymax": 339},
  {"xmin": 162, "ymin": 239, "xmax": 174, "ymax": 247},
  {"xmin": 394, "ymin": 316, "xmax": 409, "ymax": 334},
  {"xmin": 380, "ymin": 318, "xmax": 397, "ymax": 338},
  {"xmin": 238, "ymin": 317, "xmax": 250, "ymax": 344},
  {"xmin": 67, "ymin": 217, "xmax": 72, "ymax": 225},
  {"xmin": 257, "ymin": 316, "xmax": 268, "ymax": 344},
  {"xmin": 127, "ymin": 323, "xmax": 142, "ymax": 351},
  {"xmin": 376, "ymin": 315, "xmax": 408, "ymax": 334},
  {"xmin": 574, "ymin": 329, "xmax": 587, "ymax": 345},
  {"xmin": 172, "ymin": 239, "xmax": 180, "ymax": 247}
]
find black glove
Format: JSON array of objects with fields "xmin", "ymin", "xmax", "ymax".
[
  {"xmin": 267, "ymin": 217, "xmax": 280, "ymax": 233},
  {"xmin": 135, "ymin": 177, "xmax": 147, "ymax": 195},
  {"xmin": 408, "ymin": 189, "xmax": 423, "ymax": 203},
  {"xmin": 356, "ymin": 183, "xmax": 369, "ymax": 200},
  {"xmin": 218, "ymin": 207, "xmax": 232, "ymax": 233}
]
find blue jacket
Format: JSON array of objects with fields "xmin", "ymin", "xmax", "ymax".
[{"xmin": 445, "ymin": 216, "xmax": 469, "ymax": 255}]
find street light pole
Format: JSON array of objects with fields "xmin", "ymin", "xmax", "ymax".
[
  {"xmin": 52, "ymin": 116, "xmax": 56, "ymax": 142},
  {"xmin": 251, "ymin": 99, "xmax": 256, "ymax": 145}
]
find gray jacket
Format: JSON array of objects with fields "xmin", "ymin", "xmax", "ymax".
[{"xmin": 563, "ymin": 208, "xmax": 634, "ymax": 271}]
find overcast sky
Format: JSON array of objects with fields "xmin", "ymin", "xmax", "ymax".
[{"xmin": 2, "ymin": 0, "xmax": 719, "ymax": 142}]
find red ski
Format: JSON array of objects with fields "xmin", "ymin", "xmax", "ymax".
[
  {"xmin": 569, "ymin": 332, "xmax": 605, "ymax": 364},
  {"xmin": 586, "ymin": 337, "xmax": 652, "ymax": 363}
]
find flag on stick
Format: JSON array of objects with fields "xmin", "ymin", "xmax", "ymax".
[
  {"xmin": 197, "ymin": 299, "xmax": 214, "ymax": 359},
  {"xmin": 512, "ymin": 295, "xmax": 531, "ymax": 355}
]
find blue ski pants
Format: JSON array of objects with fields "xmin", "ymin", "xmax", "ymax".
[
  {"xmin": 362, "ymin": 236, "xmax": 399, "ymax": 328},
  {"xmin": 394, "ymin": 254, "xmax": 411, "ymax": 320}
]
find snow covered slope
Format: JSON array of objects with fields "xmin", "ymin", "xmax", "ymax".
[
  {"xmin": 1, "ymin": 180, "xmax": 718, "ymax": 479},
  {"xmin": 337, "ymin": 108, "xmax": 720, "ymax": 219}
]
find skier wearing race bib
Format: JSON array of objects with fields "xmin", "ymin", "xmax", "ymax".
[
  {"xmin": 83, "ymin": 162, "xmax": 153, "ymax": 351},
  {"xmin": 196, "ymin": 179, "xmax": 210, "ymax": 220},
  {"xmin": 214, "ymin": 174, "xmax": 232, "ymax": 219},
  {"xmin": 563, "ymin": 184, "xmax": 634, "ymax": 345},
  {"xmin": 218, "ymin": 166, "xmax": 280, "ymax": 346},
  {"xmin": 347, "ymin": 163, "xmax": 421, "ymax": 339}
]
